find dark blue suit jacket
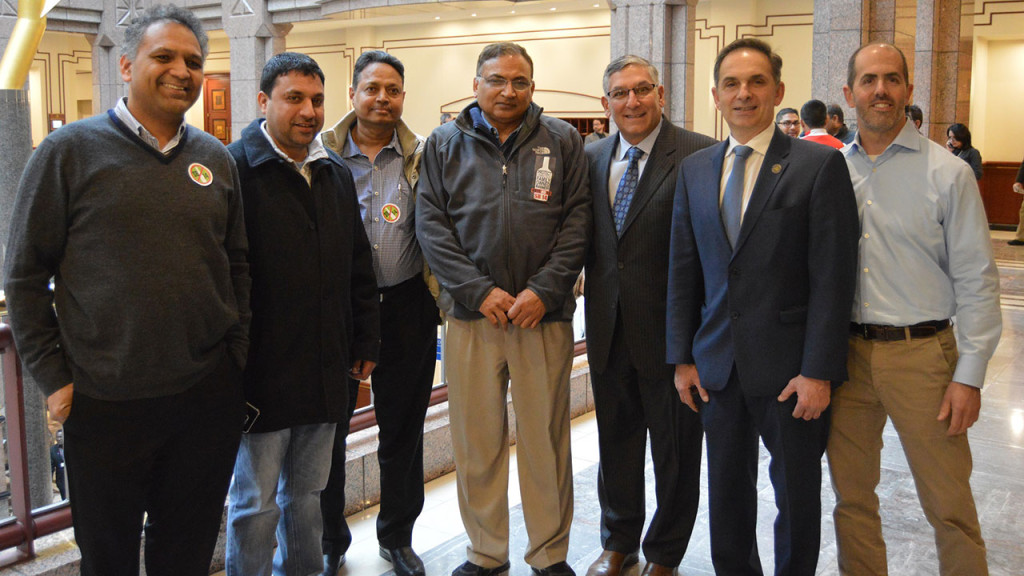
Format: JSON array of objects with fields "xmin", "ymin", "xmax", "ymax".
[{"xmin": 665, "ymin": 128, "xmax": 859, "ymax": 396}]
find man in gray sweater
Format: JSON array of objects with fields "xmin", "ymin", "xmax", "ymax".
[{"xmin": 2, "ymin": 6, "xmax": 249, "ymax": 576}]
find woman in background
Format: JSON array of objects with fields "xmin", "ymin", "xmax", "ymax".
[{"xmin": 947, "ymin": 123, "xmax": 983, "ymax": 180}]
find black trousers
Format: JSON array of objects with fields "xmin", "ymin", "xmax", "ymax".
[
  {"xmin": 702, "ymin": 369, "xmax": 829, "ymax": 576},
  {"xmin": 591, "ymin": 323, "xmax": 704, "ymax": 566},
  {"xmin": 62, "ymin": 352, "xmax": 244, "ymax": 576},
  {"xmin": 321, "ymin": 275, "xmax": 440, "ymax": 554}
]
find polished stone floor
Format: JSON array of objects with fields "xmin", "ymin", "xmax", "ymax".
[{"xmin": 332, "ymin": 231, "xmax": 1024, "ymax": 576}]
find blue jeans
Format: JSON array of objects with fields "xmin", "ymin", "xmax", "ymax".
[{"xmin": 226, "ymin": 423, "xmax": 336, "ymax": 576}]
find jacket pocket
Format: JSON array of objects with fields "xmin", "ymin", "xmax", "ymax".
[{"xmin": 779, "ymin": 305, "xmax": 808, "ymax": 324}]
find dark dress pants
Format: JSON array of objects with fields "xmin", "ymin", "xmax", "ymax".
[
  {"xmin": 591, "ymin": 323, "xmax": 704, "ymax": 567},
  {"xmin": 322, "ymin": 275, "xmax": 439, "ymax": 553},
  {"xmin": 62, "ymin": 352, "xmax": 244, "ymax": 576},
  {"xmin": 702, "ymin": 369, "xmax": 829, "ymax": 576}
]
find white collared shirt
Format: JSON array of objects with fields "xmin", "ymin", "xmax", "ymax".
[
  {"xmin": 719, "ymin": 123, "xmax": 774, "ymax": 222},
  {"xmin": 607, "ymin": 119, "xmax": 663, "ymax": 207},
  {"xmin": 260, "ymin": 120, "xmax": 329, "ymax": 185},
  {"xmin": 113, "ymin": 97, "xmax": 186, "ymax": 155}
]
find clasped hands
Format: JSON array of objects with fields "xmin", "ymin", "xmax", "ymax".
[{"xmin": 479, "ymin": 287, "xmax": 546, "ymax": 329}]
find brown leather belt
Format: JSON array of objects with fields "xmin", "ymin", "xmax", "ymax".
[{"xmin": 850, "ymin": 319, "xmax": 951, "ymax": 341}]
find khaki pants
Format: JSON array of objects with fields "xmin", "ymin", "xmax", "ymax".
[
  {"xmin": 827, "ymin": 329, "xmax": 987, "ymax": 576},
  {"xmin": 1015, "ymin": 199, "xmax": 1024, "ymax": 241},
  {"xmin": 445, "ymin": 318, "xmax": 574, "ymax": 570}
]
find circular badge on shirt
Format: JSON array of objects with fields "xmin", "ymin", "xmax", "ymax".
[
  {"xmin": 188, "ymin": 163, "xmax": 214, "ymax": 187},
  {"xmin": 382, "ymin": 203, "xmax": 400, "ymax": 223}
]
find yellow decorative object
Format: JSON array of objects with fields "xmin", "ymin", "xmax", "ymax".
[{"xmin": 0, "ymin": 0, "xmax": 58, "ymax": 90}]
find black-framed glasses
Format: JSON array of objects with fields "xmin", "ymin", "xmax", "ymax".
[
  {"xmin": 777, "ymin": 120, "xmax": 800, "ymax": 127},
  {"xmin": 479, "ymin": 76, "xmax": 532, "ymax": 92},
  {"xmin": 606, "ymin": 83, "xmax": 657, "ymax": 101}
]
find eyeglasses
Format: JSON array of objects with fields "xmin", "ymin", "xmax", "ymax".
[
  {"xmin": 777, "ymin": 121, "xmax": 800, "ymax": 127},
  {"xmin": 479, "ymin": 76, "xmax": 533, "ymax": 92},
  {"xmin": 606, "ymin": 83, "xmax": 657, "ymax": 101}
]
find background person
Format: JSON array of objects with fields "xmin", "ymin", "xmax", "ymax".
[
  {"xmin": 1009, "ymin": 158, "xmax": 1024, "ymax": 246},
  {"xmin": 775, "ymin": 107, "xmax": 800, "ymax": 137},
  {"xmin": 585, "ymin": 117, "xmax": 609, "ymax": 144},
  {"xmin": 946, "ymin": 122, "xmax": 983, "ymax": 180},
  {"xmin": 825, "ymin": 103, "xmax": 854, "ymax": 144}
]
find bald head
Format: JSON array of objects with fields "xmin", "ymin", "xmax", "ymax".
[{"xmin": 846, "ymin": 43, "xmax": 908, "ymax": 89}]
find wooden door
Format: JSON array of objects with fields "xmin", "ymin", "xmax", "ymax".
[{"xmin": 204, "ymin": 74, "xmax": 231, "ymax": 145}]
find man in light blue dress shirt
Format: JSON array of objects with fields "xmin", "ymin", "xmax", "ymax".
[{"xmin": 829, "ymin": 42, "xmax": 1001, "ymax": 576}]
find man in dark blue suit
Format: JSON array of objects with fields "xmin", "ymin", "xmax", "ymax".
[
  {"xmin": 665, "ymin": 38, "xmax": 859, "ymax": 576},
  {"xmin": 584, "ymin": 55, "xmax": 715, "ymax": 576}
]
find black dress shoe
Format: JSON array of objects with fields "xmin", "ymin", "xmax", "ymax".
[
  {"xmin": 532, "ymin": 561, "xmax": 577, "ymax": 576},
  {"xmin": 322, "ymin": 553, "xmax": 345, "ymax": 576},
  {"xmin": 451, "ymin": 560, "xmax": 511, "ymax": 576},
  {"xmin": 380, "ymin": 545, "xmax": 426, "ymax": 576}
]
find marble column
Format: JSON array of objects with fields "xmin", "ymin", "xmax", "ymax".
[
  {"xmin": 89, "ymin": 0, "xmax": 135, "ymax": 115},
  {"xmin": 607, "ymin": 0, "xmax": 698, "ymax": 130},
  {"xmin": 914, "ymin": 0, "xmax": 968, "ymax": 142},
  {"xmin": 222, "ymin": 0, "xmax": 289, "ymax": 141},
  {"xmin": 811, "ymin": 0, "xmax": 870, "ymax": 130}
]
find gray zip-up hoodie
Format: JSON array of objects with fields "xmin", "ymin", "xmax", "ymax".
[{"xmin": 415, "ymin": 102, "xmax": 591, "ymax": 321}]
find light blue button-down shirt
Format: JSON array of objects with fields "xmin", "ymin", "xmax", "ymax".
[{"xmin": 844, "ymin": 121, "xmax": 1001, "ymax": 388}]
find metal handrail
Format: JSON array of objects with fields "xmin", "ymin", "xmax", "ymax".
[
  {"xmin": 0, "ymin": 324, "xmax": 73, "ymax": 566},
  {"xmin": 0, "ymin": 321, "xmax": 586, "ymax": 565}
]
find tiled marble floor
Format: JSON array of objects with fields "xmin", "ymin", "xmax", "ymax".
[{"xmin": 230, "ymin": 231, "xmax": 1024, "ymax": 576}]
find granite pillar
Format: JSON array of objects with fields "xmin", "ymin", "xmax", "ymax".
[
  {"xmin": 914, "ymin": 0, "xmax": 968, "ymax": 142},
  {"xmin": 222, "ymin": 0, "xmax": 289, "ymax": 141},
  {"xmin": 0, "ymin": 88, "xmax": 56, "ymax": 510},
  {"xmin": 811, "ymin": 0, "xmax": 869, "ymax": 130},
  {"xmin": 88, "ymin": 0, "xmax": 134, "ymax": 115},
  {"xmin": 607, "ymin": 0, "xmax": 698, "ymax": 130}
]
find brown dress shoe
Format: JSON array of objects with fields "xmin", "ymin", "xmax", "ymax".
[
  {"xmin": 586, "ymin": 549, "xmax": 640, "ymax": 576},
  {"xmin": 639, "ymin": 562, "xmax": 678, "ymax": 576}
]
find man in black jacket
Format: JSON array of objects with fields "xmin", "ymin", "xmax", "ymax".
[{"xmin": 224, "ymin": 52, "xmax": 380, "ymax": 576}]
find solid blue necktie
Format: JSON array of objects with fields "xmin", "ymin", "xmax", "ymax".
[
  {"xmin": 612, "ymin": 146, "xmax": 643, "ymax": 236},
  {"xmin": 722, "ymin": 145, "xmax": 753, "ymax": 247}
]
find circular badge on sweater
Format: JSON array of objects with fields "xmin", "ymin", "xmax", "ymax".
[{"xmin": 188, "ymin": 163, "xmax": 213, "ymax": 187}]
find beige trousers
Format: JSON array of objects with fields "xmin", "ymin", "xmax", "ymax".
[
  {"xmin": 445, "ymin": 318, "xmax": 574, "ymax": 570},
  {"xmin": 827, "ymin": 329, "xmax": 987, "ymax": 576}
]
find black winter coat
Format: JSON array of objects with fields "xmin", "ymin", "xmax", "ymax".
[{"xmin": 228, "ymin": 119, "xmax": 380, "ymax": 433}]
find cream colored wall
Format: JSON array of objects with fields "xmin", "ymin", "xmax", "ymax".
[
  {"xmin": 285, "ymin": 9, "xmax": 610, "ymax": 137},
  {"xmin": 693, "ymin": 0, "xmax": 815, "ymax": 140},
  {"xmin": 20, "ymin": 0, "xmax": 1024, "ymax": 162},
  {"xmin": 973, "ymin": 39, "xmax": 1024, "ymax": 163},
  {"xmin": 971, "ymin": 5, "xmax": 1024, "ymax": 163},
  {"xmin": 27, "ymin": 31, "xmax": 93, "ymax": 146}
]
